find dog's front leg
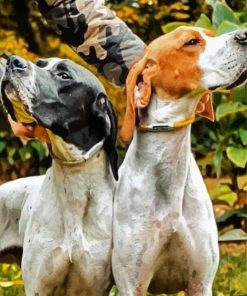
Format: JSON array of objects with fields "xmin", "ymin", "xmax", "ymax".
[
  {"xmin": 112, "ymin": 248, "xmax": 153, "ymax": 296},
  {"xmin": 186, "ymin": 285, "xmax": 213, "ymax": 296},
  {"xmin": 112, "ymin": 202, "xmax": 163, "ymax": 295}
]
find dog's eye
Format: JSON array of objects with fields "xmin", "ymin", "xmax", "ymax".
[
  {"xmin": 184, "ymin": 39, "xmax": 200, "ymax": 46},
  {"xmin": 57, "ymin": 72, "xmax": 72, "ymax": 80}
]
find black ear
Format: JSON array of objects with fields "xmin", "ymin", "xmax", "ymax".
[{"xmin": 92, "ymin": 93, "xmax": 118, "ymax": 180}]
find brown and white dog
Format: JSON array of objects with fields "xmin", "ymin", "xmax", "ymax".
[{"xmin": 112, "ymin": 27, "xmax": 247, "ymax": 296}]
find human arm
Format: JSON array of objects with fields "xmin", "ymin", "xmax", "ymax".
[
  {"xmin": 37, "ymin": 0, "xmax": 146, "ymax": 86},
  {"xmin": 6, "ymin": 0, "xmax": 146, "ymax": 139},
  {"xmin": 7, "ymin": 116, "xmax": 50, "ymax": 142}
]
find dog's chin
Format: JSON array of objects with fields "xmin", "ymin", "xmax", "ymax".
[
  {"xmin": 209, "ymin": 70, "xmax": 247, "ymax": 91},
  {"xmin": 226, "ymin": 69, "xmax": 247, "ymax": 89}
]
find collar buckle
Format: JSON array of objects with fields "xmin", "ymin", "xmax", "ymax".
[
  {"xmin": 137, "ymin": 116, "xmax": 195, "ymax": 133},
  {"xmin": 49, "ymin": 138, "xmax": 105, "ymax": 166}
]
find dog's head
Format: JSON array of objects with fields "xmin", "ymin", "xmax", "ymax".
[
  {"xmin": 121, "ymin": 27, "xmax": 247, "ymax": 142},
  {"xmin": 1, "ymin": 56, "xmax": 118, "ymax": 180}
]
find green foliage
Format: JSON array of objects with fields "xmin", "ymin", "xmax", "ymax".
[
  {"xmin": 226, "ymin": 147, "xmax": 247, "ymax": 169},
  {"xmin": 0, "ymin": 264, "xmax": 24, "ymax": 295},
  {"xmin": 161, "ymin": 22, "xmax": 192, "ymax": 34},
  {"xmin": 213, "ymin": 253, "xmax": 247, "ymax": 296},
  {"xmin": 107, "ymin": 0, "xmax": 208, "ymax": 42},
  {"xmin": 195, "ymin": 13, "xmax": 212, "ymax": 28},
  {"xmin": 212, "ymin": 1, "xmax": 240, "ymax": 28}
]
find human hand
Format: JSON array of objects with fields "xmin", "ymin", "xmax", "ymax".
[{"xmin": 8, "ymin": 115, "xmax": 50, "ymax": 143}]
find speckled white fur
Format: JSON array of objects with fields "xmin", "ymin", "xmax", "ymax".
[
  {"xmin": 112, "ymin": 28, "xmax": 247, "ymax": 296},
  {"xmin": 0, "ymin": 144, "xmax": 114, "ymax": 296},
  {"xmin": 113, "ymin": 93, "xmax": 219, "ymax": 296},
  {"xmin": 198, "ymin": 30, "xmax": 247, "ymax": 89}
]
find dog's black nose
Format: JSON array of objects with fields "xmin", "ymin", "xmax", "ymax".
[
  {"xmin": 7, "ymin": 55, "xmax": 27, "ymax": 70},
  {"xmin": 234, "ymin": 30, "xmax": 247, "ymax": 45}
]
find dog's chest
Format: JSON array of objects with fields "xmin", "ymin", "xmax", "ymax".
[{"xmin": 21, "ymin": 159, "xmax": 113, "ymax": 293}]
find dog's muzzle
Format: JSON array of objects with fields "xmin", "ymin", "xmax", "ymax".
[
  {"xmin": 1, "ymin": 55, "xmax": 34, "ymax": 122},
  {"xmin": 7, "ymin": 56, "xmax": 28, "ymax": 73}
]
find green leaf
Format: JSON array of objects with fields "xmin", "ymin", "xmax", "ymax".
[
  {"xmin": 234, "ymin": 272, "xmax": 247, "ymax": 292},
  {"xmin": 217, "ymin": 209, "xmax": 247, "ymax": 223},
  {"xmin": 213, "ymin": 148, "xmax": 223, "ymax": 177},
  {"xmin": 209, "ymin": 184, "xmax": 237, "ymax": 206},
  {"xmin": 206, "ymin": 0, "xmax": 217, "ymax": 8},
  {"xmin": 18, "ymin": 147, "xmax": 32, "ymax": 161},
  {"xmin": 0, "ymin": 141, "xmax": 7, "ymax": 154},
  {"xmin": 239, "ymin": 7, "xmax": 247, "ymax": 23},
  {"xmin": 239, "ymin": 129, "xmax": 247, "ymax": 145},
  {"xmin": 216, "ymin": 20, "xmax": 241, "ymax": 36},
  {"xmin": 30, "ymin": 141, "xmax": 46, "ymax": 162},
  {"xmin": 7, "ymin": 146, "xmax": 16, "ymax": 164},
  {"xmin": 226, "ymin": 146, "xmax": 247, "ymax": 168},
  {"xmin": 219, "ymin": 229, "xmax": 247, "ymax": 242},
  {"xmin": 195, "ymin": 13, "xmax": 212, "ymax": 29},
  {"xmin": 231, "ymin": 82, "xmax": 247, "ymax": 103},
  {"xmin": 0, "ymin": 131, "xmax": 8, "ymax": 138},
  {"xmin": 216, "ymin": 102, "xmax": 247, "ymax": 121},
  {"xmin": 0, "ymin": 281, "xmax": 14, "ymax": 288},
  {"xmin": 212, "ymin": 1, "xmax": 240, "ymax": 29},
  {"xmin": 161, "ymin": 22, "xmax": 191, "ymax": 34}
]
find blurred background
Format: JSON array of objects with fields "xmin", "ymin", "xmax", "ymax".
[{"xmin": 0, "ymin": 0, "xmax": 246, "ymax": 295}]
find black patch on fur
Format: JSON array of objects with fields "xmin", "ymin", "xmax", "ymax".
[{"xmin": 92, "ymin": 93, "xmax": 118, "ymax": 180}]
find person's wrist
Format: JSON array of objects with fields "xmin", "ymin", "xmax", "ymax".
[{"xmin": 8, "ymin": 115, "xmax": 35, "ymax": 139}]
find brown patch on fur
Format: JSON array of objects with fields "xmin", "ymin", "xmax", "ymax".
[{"xmin": 120, "ymin": 27, "xmax": 207, "ymax": 143}]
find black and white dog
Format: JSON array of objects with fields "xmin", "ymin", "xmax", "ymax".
[{"xmin": 0, "ymin": 56, "xmax": 118, "ymax": 296}]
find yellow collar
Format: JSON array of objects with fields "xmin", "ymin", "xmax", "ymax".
[
  {"xmin": 48, "ymin": 138, "xmax": 105, "ymax": 166},
  {"xmin": 137, "ymin": 116, "xmax": 195, "ymax": 132}
]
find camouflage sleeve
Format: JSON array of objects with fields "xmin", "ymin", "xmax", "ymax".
[{"xmin": 37, "ymin": 0, "xmax": 146, "ymax": 86}]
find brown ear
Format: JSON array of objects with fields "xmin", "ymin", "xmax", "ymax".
[
  {"xmin": 120, "ymin": 57, "xmax": 158, "ymax": 143},
  {"xmin": 195, "ymin": 92, "xmax": 215, "ymax": 121}
]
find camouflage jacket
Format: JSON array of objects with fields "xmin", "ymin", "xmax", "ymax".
[{"xmin": 37, "ymin": 0, "xmax": 146, "ymax": 86}]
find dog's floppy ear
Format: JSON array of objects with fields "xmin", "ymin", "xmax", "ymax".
[
  {"xmin": 195, "ymin": 92, "xmax": 215, "ymax": 121},
  {"xmin": 92, "ymin": 93, "xmax": 118, "ymax": 180},
  {"xmin": 120, "ymin": 56, "xmax": 158, "ymax": 143}
]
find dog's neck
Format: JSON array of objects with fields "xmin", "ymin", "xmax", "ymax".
[
  {"xmin": 131, "ymin": 91, "xmax": 205, "ymax": 205},
  {"xmin": 138, "ymin": 90, "xmax": 204, "ymax": 127},
  {"xmin": 47, "ymin": 131, "xmax": 104, "ymax": 163},
  {"xmin": 30, "ymin": 149, "xmax": 112, "ymax": 262}
]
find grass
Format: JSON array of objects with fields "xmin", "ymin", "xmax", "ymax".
[{"xmin": 0, "ymin": 245, "xmax": 246, "ymax": 296}]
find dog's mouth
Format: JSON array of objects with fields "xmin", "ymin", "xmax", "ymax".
[
  {"xmin": 226, "ymin": 69, "xmax": 247, "ymax": 89},
  {"xmin": 208, "ymin": 69, "xmax": 247, "ymax": 91},
  {"xmin": 1, "ymin": 79, "xmax": 35, "ymax": 125}
]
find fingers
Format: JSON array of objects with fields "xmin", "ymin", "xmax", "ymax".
[
  {"xmin": 8, "ymin": 115, "xmax": 35, "ymax": 140},
  {"xmin": 33, "ymin": 125, "xmax": 50, "ymax": 143},
  {"xmin": 7, "ymin": 115, "xmax": 50, "ymax": 143}
]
